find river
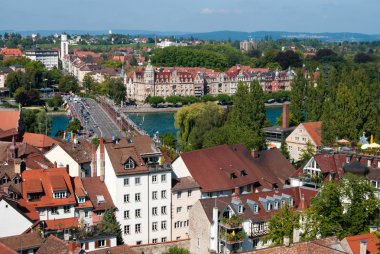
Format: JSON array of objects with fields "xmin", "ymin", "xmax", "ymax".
[
  {"xmin": 128, "ymin": 106, "xmax": 283, "ymax": 137},
  {"xmin": 49, "ymin": 114, "xmax": 69, "ymax": 137}
]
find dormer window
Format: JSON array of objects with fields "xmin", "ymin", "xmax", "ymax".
[
  {"xmin": 240, "ymin": 170, "xmax": 247, "ymax": 176},
  {"xmin": 230, "ymin": 173, "xmax": 237, "ymax": 180},
  {"xmin": 78, "ymin": 197, "xmax": 85, "ymax": 204},
  {"xmin": 124, "ymin": 157, "xmax": 135, "ymax": 170},
  {"xmin": 54, "ymin": 191, "xmax": 67, "ymax": 199},
  {"xmin": 254, "ymin": 205, "xmax": 259, "ymax": 213},
  {"xmin": 238, "ymin": 205, "xmax": 243, "ymax": 214},
  {"xmin": 274, "ymin": 201, "xmax": 279, "ymax": 210},
  {"xmin": 267, "ymin": 203, "xmax": 272, "ymax": 211}
]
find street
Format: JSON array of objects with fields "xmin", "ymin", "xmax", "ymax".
[{"xmin": 67, "ymin": 97, "xmax": 124, "ymax": 139}]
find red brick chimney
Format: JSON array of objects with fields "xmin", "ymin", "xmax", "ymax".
[
  {"xmin": 234, "ymin": 187, "xmax": 239, "ymax": 196},
  {"xmin": 282, "ymin": 103, "xmax": 289, "ymax": 129},
  {"xmin": 299, "ymin": 194, "xmax": 306, "ymax": 210},
  {"xmin": 68, "ymin": 241, "xmax": 77, "ymax": 254},
  {"xmin": 91, "ymin": 146, "xmax": 97, "ymax": 177},
  {"xmin": 251, "ymin": 149, "xmax": 259, "ymax": 159},
  {"xmin": 99, "ymin": 138, "xmax": 105, "ymax": 182}
]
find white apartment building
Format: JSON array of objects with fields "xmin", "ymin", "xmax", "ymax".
[
  {"xmin": 96, "ymin": 136, "xmax": 172, "ymax": 245},
  {"xmin": 25, "ymin": 49, "xmax": 59, "ymax": 69}
]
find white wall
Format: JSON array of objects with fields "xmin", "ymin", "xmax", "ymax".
[
  {"xmin": 37, "ymin": 205, "xmax": 75, "ymax": 221},
  {"xmin": 0, "ymin": 199, "xmax": 33, "ymax": 237},
  {"xmin": 80, "ymin": 237, "xmax": 117, "ymax": 252},
  {"xmin": 45, "ymin": 145, "xmax": 81, "ymax": 177},
  {"xmin": 172, "ymin": 157, "xmax": 191, "ymax": 178}
]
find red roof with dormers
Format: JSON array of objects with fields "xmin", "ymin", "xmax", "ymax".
[{"xmin": 21, "ymin": 168, "xmax": 76, "ymax": 208}]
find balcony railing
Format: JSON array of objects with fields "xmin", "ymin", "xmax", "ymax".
[
  {"xmin": 250, "ymin": 229, "xmax": 269, "ymax": 237},
  {"xmin": 220, "ymin": 216, "xmax": 243, "ymax": 229}
]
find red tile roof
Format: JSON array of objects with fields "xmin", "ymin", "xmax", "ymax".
[
  {"xmin": 36, "ymin": 235, "xmax": 82, "ymax": 254},
  {"xmin": 0, "ymin": 232, "xmax": 43, "ymax": 252},
  {"xmin": 22, "ymin": 133, "xmax": 59, "ymax": 149},
  {"xmin": 0, "ymin": 110, "xmax": 20, "ymax": 132},
  {"xmin": 0, "ymin": 243, "xmax": 17, "ymax": 254},
  {"xmin": 302, "ymin": 121, "xmax": 322, "ymax": 146},
  {"xmin": 81, "ymin": 176, "xmax": 115, "ymax": 212},
  {"xmin": 343, "ymin": 233, "xmax": 379, "ymax": 254},
  {"xmin": 44, "ymin": 217, "xmax": 79, "ymax": 230},
  {"xmin": 0, "ymin": 48, "xmax": 22, "ymax": 57},
  {"xmin": 177, "ymin": 145, "xmax": 294, "ymax": 192},
  {"xmin": 21, "ymin": 168, "xmax": 76, "ymax": 208},
  {"xmin": 73, "ymin": 177, "xmax": 93, "ymax": 209}
]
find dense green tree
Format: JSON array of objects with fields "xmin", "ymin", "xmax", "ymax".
[
  {"xmin": 14, "ymin": 87, "xmax": 29, "ymax": 106},
  {"xmin": 83, "ymin": 74, "xmax": 94, "ymax": 91},
  {"xmin": 201, "ymin": 94, "xmax": 216, "ymax": 102},
  {"xmin": 216, "ymin": 93, "xmax": 232, "ymax": 105},
  {"xmin": 59, "ymin": 75, "xmax": 79, "ymax": 93},
  {"xmin": 321, "ymin": 98, "xmax": 337, "ymax": 146},
  {"xmin": 5, "ymin": 71, "xmax": 27, "ymax": 94},
  {"xmin": 67, "ymin": 119, "xmax": 82, "ymax": 133},
  {"xmin": 26, "ymin": 89, "xmax": 41, "ymax": 106},
  {"xmin": 36, "ymin": 110, "xmax": 52, "ymax": 135},
  {"xmin": 290, "ymin": 71, "xmax": 307, "ymax": 125},
  {"xmin": 21, "ymin": 109, "xmax": 51, "ymax": 134},
  {"xmin": 354, "ymin": 52, "xmax": 372, "ymax": 63},
  {"xmin": 298, "ymin": 140, "xmax": 316, "ymax": 167},
  {"xmin": 148, "ymin": 96, "xmax": 165, "ymax": 107},
  {"xmin": 162, "ymin": 246, "xmax": 190, "ymax": 254},
  {"xmin": 267, "ymin": 203, "xmax": 300, "ymax": 245},
  {"xmin": 102, "ymin": 59, "xmax": 123, "ymax": 68},
  {"xmin": 165, "ymin": 95, "xmax": 182, "ymax": 105},
  {"xmin": 98, "ymin": 209, "xmax": 124, "ymax": 245},
  {"xmin": 47, "ymin": 94, "xmax": 63, "ymax": 108},
  {"xmin": 161, "ymin": 132, "xmax": 176, "ymax": 149},
  {"xmin": 276, "ymin": 112, "xmax": 299, "ymax": 127},
  {"xmin": 105, "ymin": 78, "xmax": 126, "ymax": 105},
  {"xmin": 274, "ymin": 50, "xmax": 302, "ymax": 69},
  {"xmin": 280, "ymin": 140, "xmax": 290, "ymax": 160}
]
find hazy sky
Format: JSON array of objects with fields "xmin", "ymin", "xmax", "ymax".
[{"xmin": 1, "ymin": 0, "xmax": 379, "ymax": 34}]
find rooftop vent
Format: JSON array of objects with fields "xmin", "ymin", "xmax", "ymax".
[{"xmin": 96, "ymin": 195, "xmax": 105, "ymax": 203}]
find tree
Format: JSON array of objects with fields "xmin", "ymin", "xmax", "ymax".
[
  {"xmin": 267, "ymin": 203, "xmax": 300, "ymax": 245},
  {"xmin": 5, "ymin": 71, "xmax": 27, "ymax": 94},
  {"xmin": 36, "ymin": 110, "xmax": 52, "ymax": 135},
  {"xmin": 321, "ymin": 98, "xmax": 336, "ymax": 146},
  {"xmin": 290, "ymin": 71, "xmax": 307, "ymax": 125},
  {"xmin": 148, "ymin": 96, "xmax": 165, "ymax": 107},
  {"xmin": 67, "ymin": 119, "xmax": 82, "ymax": 133},
  {"xmin": 91, "ymin": 137, "xmax": 99, "ymax": 148},
  {"xmin": 105, "ymin": 78, "xmax": 126, "ymax": 105},
  {"xmin": 274, "ymin": 50, "xmax": 302, "ymax": 70},
  {"xmin": 161, "ymin": 132, "xmax": 176, "ymax": 149},
  {"xmin": 216, "ymin": 93, "xmax": 232, "ymax": 105},
  {"xmin": 129, "ymin": 56, "xmax": 138, "ymax": 66},
  {"xmin": 165, "ymin": 95, "xmax": 182, "ymax": 105},
  {"xmin": 280, "ymin": 140, "xmax": 290, "ymax": 160},
  {"xmin": 98, "ymin": 209, "xmax": 124, "ymax": 245},
  {"xmin": 26, "ymin": 89, "xmax": 41, "ymax": 106},
  {"xmin": 14, "ymin": 87, "xmax": 29, "ymax": 106},
  {"xmin": 354, "ymin": 52, "xmax": 372, "ymax": 63},
  {"xmin": 59, "ymin": 75, "xmax": 79, "ymax": 93},
  {"xmin": 83, "ymin": 74, "xmax": 94, "ymax": 92},
  {"xmin": 162, "ymin": 246, "xmax": 190, "ymax": 254},
  {"xmin": 299, "ymin": 140, "xmax": 316, "ymax": 167}
]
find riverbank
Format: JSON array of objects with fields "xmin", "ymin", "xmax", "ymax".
[{"xmin": 122, "ymin": 101, "xmax": 289, "ymax": 113}]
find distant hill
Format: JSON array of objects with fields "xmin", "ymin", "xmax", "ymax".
[{"xmin": 0, "ymin": 29, "xmax": 379, "ymax": 42}]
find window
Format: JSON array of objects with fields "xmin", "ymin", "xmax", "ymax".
[
  {"xmin": 135, "ymin": 193, "xmax": 141, "ymax": 202},
  {"xmin": 295, "ymin": 137, "xmax": 299, "ymax": 141},
  {"xmin": 152, "ymin": 191, "xmax": 158, "ymax": 200},
  {"xmin": 97, "ymin": 239, "xmax": 105, "ymax": 247},
  {"xmin": 136, "ymin": 241, "xmax": 142, "ymax": 245},
  {"xmin": 197, "ymin": 238, "xmax": 200, "ymax": 248},
  {"xmin": 161, "ymin": 174, "xmax": 166, "ymax": 182},
  {"xmin": 188, "ymin": 190, "xmax": 192, "ymax": 197},
  {"xmin": 124, "ymin": 178, "xmax": 129, "ymax": 186},
  {"xmin": 267, "ymin": 203, "xmax": 272, "ymax": 211},
  {"xmin": 152, "ymin": 175, "xmax": 157, "ymax": 183},
  {"xmin": 274, "ymin": 201, "xmax": 279, "ymax": 209},
  {"xmin": 161, "ymin": 237, "xmax": 167, "ymax": 242},
  {"xmin": 152, "ymin": 222, "xmax": 158, "ymax": 231},
  {"xmin": 96, "ymin": 211, "xmax": 102, "ymax": 216},
  {"xmin": 84, "ymin": 211, "xmax": 89, "ymax": 217},
  {"xmin": 176, "ymin": 236, "xmax": 181, "ymax": 240},
  {"xmin": 161, "ymin": 206, "xmax": 167, "ymax": 215},
  {"xmin": 54, "ymin": 191, "xmax": 67, "ymax": 199},
  {"xmin": 135, "ymin": 177, "xmax": 141, "ymax": 185},
  {"xmin": 64, "ymin": 205, "xmax": 70, "ymax": 213},
  {"xmin": 152, "ymin": 239, "xmax": 157, "ymax": 243},
  {"xmin": 177, "ymin": 191, "xmax": 182, "ymax": 199},
  {"xmin": 238, "ymin": 205, "xmax": 243, "ymax": 214},
  {"xmin": 161, "ymin": 221, "xmax": 167, "ymax": 230},
  {"xmin": 124, "ymin": 158, "xmax": 135, "ymax": 169},
  {"xmin": 152, "ymin": 207, "xmax": 158, "ymax": 216},
  {"xmin": 51, "ymin": 207, "xmax": 58, "ymax": 215},
  {"xmin": 368, "ymin": 159, "xmax": 372, "ymax": 167},
  {"xmin": 187, "ymin": 205, "xmax": 192, "ymax": 211},
  {"xmin": 289, "ymin": 198, "xmax": 293, "ymax": 207},
  {"xmin": 135, "ymin": 224, "xmax": 141, "ymax": 233},
  {"xmin": 288, "ymin": 146, "xmax": 293, "ymax": 151},
  {"xmin": 177, "ymin": 207, "xmax": 182, "ymax": 213},
  {"xmin": 124, "ymin": 194, "xmax": 129, "ymax": 203},
  {"xmin": 124, "ymin": 225, "xmax": 130, "ymax": 235},
  {"xmin": 161, "ymin": 190, "xmax": 166, "ymax": 199},
  {"xmin": 78, "ymin": 197, "xmax": 85, "ymax": 203},
  {"xmin": 124, "ymin": 210, "xmax": 130, "ymax": 219},
  {"xmin": 135, "ymin": 209, "xmax": 141, "ymax": 218}
]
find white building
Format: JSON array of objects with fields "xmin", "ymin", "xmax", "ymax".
[
  {"xmin": 25, "ymin": 49, "xmax": 59, "ymax": 70},
  {"xmin": 0, "ymin": 196, "xmax": 34, "ymax": 237},
  {"xmin": 96, "ymin": 136, "xmax": 172, "ymax": 245},
  {"xmin": 61, "ymin": 34, "xmax": 69, "ymax": 61}
]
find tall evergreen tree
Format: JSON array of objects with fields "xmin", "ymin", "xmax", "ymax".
[
  {"xmin": 290, "ymin": 71, "xmax": 307, "ymax": 124},
  {"xmin": 321, "ymin": 98, "xmax": 337, "ymax": 146},
  {"xmin": 98, "ymin": 209, "xmax": 124, "ymax": 245}
]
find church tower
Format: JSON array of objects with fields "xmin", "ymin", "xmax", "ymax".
[
  {"xmin": 144, "ymin": 59, "xmax": 155, "ymax": 96},
  {"xmin": 60, "ymin": 34, "xmax": 69, "ymax": 60}
]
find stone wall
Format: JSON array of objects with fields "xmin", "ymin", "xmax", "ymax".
[{"xmin": 131, "ymin": 239, "xmax": 190, "ymax": 254}]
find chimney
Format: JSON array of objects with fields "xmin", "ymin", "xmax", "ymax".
[
  {"xmin": 91, "ymin": 147, "xmax": 97, "ymax": 177},
  {"xmin": 293, "ymin": 228, "xmax": 300, "ymax": 243},
  {"xmin": 213, "ymin": 207, "xmax": 218, "ymax": 224},
  {"xmin": 282, "ymin": 103, "xmax": 289, "ymax": 129},
  {"xmin": 370, "ymin": 226, "xmax": 378, "ymax": 233},
  {"xmin": 14, "ymin": 160, "xmax": 21, "ymax": 174},
  {"xmin": 299, "ymin": 194, "xmax": 306, "ymax": 210},
  {"xmin": 234, "ymin": 187, "xmax": 239, "ymax": 196},
  {"xmin": 360, "ymin": 240, "xmax": 367, "ymax": 254},
  {"xmin": 99, "ymin": 138, "xmax": 105, "ymax": 182},
  {"xmin": 68, "ymin": 241, "xmax": 78, "ymax": 254},
  {"xmin": 284, "ymin": 236, "xmax": 290, "ymax": 247},
  {"xmin": 251, "ymin": 150, "xmax": 259, "ymax": 159}
]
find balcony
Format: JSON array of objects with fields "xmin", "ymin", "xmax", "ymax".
[
  {"xmin": 250, "ymin": 229, "xmax": 269, "ymax": 237},
  {"xmin": 220, "ymin": 216, "xmax": 243, "ymax": 229},
  {"xmin": 220, "ymin": 230, "xmax": 246, "ymax": 244}
]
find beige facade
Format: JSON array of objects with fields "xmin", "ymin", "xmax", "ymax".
[
  {"xmin": 171, "ymin": 187, "xmax": 201, "ymax": 240},
  {"xmin": 286, "ymin": 122, "xmax": 321, "ymax": 162},
  {"xmin": 189, "ymin": 200, "xmax": 212, "ymax": 254}
]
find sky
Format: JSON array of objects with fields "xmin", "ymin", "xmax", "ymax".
[{"xmin": 0, "ymin": 0, "xmax": 379, "ymax": 34}]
